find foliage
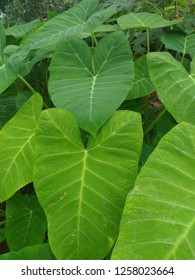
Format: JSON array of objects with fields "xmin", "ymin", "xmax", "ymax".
[{"xmin": 0, "ymin": 0, "xmax": 195, "ymax": 260}]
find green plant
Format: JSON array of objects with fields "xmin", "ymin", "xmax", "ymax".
[{"xmin": 0, "ymin": 0, "xmax": 195, "ymax": 260}]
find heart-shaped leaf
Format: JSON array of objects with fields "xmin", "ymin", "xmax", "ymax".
[
  {"xmin": 117, "ymin": 12, "xmax": 180, "ymax": 30},
  {"xmin": 147, "ymin": 52, "xmax": 195, "ymax": 125},
  {"xmin": 5, "ymin": 192, "xmax": 47, "ymax": 251},
  {"xmin": 112, "ymin": 121, "xmax": 195, "ymax": 260},
  {"xmin": 22, "ymin": 0, "xmax": 116, "ymax": 50},
  {"xmin": 0, "ymin": 93, "xmax": 42, "ymax": 202},
  {"xmin": 49, "ymin": 31, "xmax": 134, "ymax": 135},
  {"xmin": 33, "ymin": 108, "xmax": 142, "ymax": 260}
]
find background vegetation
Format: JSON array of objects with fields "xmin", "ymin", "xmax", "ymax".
[{"xmin": 0, "ymin": 0, "xmax": 195, "ymax": 260}]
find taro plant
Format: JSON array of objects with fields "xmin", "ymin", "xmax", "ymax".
[{"xmin": 0, "ymin": 0, "xmax": 195, "ymax": 260}]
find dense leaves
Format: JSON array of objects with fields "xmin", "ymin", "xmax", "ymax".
[{"xmin": 0, "ymin": 0, "xmax": 195, "ymax": 261}]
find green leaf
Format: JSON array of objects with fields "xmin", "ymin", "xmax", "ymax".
[
  {"xmin": 127, "ymin": 55, "xmax": 155, "ymax": 100},
  {"xmin": 0, "ymin": 22, "xmax": 6, "ymax": 65},
  {"xmin": 0, "ymin": 50, "xmax": 28, "ymax": 94},
  {"xmin": 22, "ymin": 0, "xmax": 116, "ymax": 50},
  {"xmin": 0, "ymin": 90, "xmax": 32, "ymax": 128},
  {"xmin": 0, "ymin": 93, "xmax": 43, "ymax": 203},
  {"xmin": 49, "ymin": 31, "xmax": 134, "ymax": 135},
  {"xmin": 5, "ymin": 19, "xmax": 40, "ymax": 39},
  {"xmin": 112, "ymin": 122, "xmax": 195, "ymax": 260},
  {"xmin": 0, "ymin": 243, "xmax": 55, "ymax": 260},
  {"xmin": 147, "ymin": 52, "xmax": 195, "ymax": 125},
  {"xmin": 117, "ymin": 12, "xmax": 180, "ymax": 30},
  {"xmin": 5, "ymin": 192, "xmax": 47, "ymax": 251},
  {"xmin": 33, "ymin": 108, "xmax": 143, "ymax": 260},
  {"xmin": 161, "ymin": 31, "xmax": 195, "ymax": 56},
  {"xmin": 191, "ymin": 55, "xmax": 195, "ymax": 79}
]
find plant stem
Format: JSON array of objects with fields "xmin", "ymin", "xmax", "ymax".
[
  {"xmin": 144, "ymin": 108, "xmax": 167, "ymax": 137},
  {"xmin": 181, "ymin": 52, "xmax": 185, "ymax": 65},
  {"xmin": 18, "ymin": 74, "xmax": 37, "ymax": 94},
  {"xmin": 18, "ymin": 74, "xmax": 48, "ymax": 108},
  {"xmin": 91, "ymin": 32, "xmax": 98, "ymax": 48}
]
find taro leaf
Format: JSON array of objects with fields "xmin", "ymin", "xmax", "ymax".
[
  {"xmin": 21, "ymin": 0, "xmax": 116, "ymax": 50},
  {"xmin": 147, "ymin": 52, "xmax": 195, "ymax": 125},
  {"xmin": 5, "ymin": 192, "xmax": 47, "ymax": 251},
  {"xmin": 5, "ymin": 19, "xmax": 40, "ymax": 39},
  {"xmin": 0, "ymin": 90, "xmax": 32, "ymax": 128},
  {"xmin": 112, "ymin": 122, "xmax": 195, "ymax": 260},
  {"xmin": 0, "ymin": 49, "xmax": 28, "ymax": 94},
  {"xmin": 117, "ymin": 12, "xmax": 180, "ymax": 30},
  {"xmin": 161, "ymin": 31, "xmax": 195, "ymax": 57},
  {"xmin": 0, "ymin": 243, "xmax": 55, "ymax": 260},
  {"xmin": 0, "ymin": 93, "xmax": 42, "ymax": 203},
  {"xmin": 33, "ymin": 108, "xmax": 142, "ymax": 260},
  {"xmin": 127, "ymin": 55, "xmax": 155, "ymax": 100},
  {"xmin": 49, "ymin": 31, "xmax": 134, "ymax": 135},
  {"xmin": 19, "ymin": 47, "xmax": 53, "ymax": 77}
]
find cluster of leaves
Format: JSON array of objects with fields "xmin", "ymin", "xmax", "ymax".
[{"xmin": 0, "ymin": 0, "xmax": 195, "ymax": 260}]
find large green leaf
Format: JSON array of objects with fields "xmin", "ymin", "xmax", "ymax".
[
  {"xmin": 0, "ymin": 93, "xmax": 42, "ymax": 203},
  {"xmin": 127, "ymin": 55, "xmax": 155, "ymax": 100},
  {"xmin": 5, "ymin": 192, "xmax": 47, "ymax": 251},
  {"xmin": 49, "ymin": 31, "xmax": 134, "ymax": 135},
  {"xmin": 161, "ymin": 31, "xmax": 195, "ymax": 57},
  {"xmin": 147, "ymin": 52, "xmax": 195, "ymax": 125},
  {"xmin": 21, "ymin": 0, "xmax": 116, "ymax": 50},
  {"xmin": 33, "ymin": 108, "xmax": 142, "ymax": 260},
  {"xmin": 112, "ymin": 122, "xmax": 195, "ymax": 260},
  {"xmin": 0, "ymin": 243, "xmax": 55, "ymax": 260},
  {"xmin": 117, "ymin": 12, "xmax": 180, "ymax": 30}
]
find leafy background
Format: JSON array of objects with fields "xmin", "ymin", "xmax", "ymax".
[{"xmin": 0, "ymin": 0, "xmax": 195, "ymax": 260}]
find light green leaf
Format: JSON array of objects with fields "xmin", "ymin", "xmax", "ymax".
[
  {"xmin": 161, "ymin": 31, "xmax": 195, "ymax": 56},
  {"xmin": 147, "ymin": 52, "xmax": 195, "ymax": 125},
  {"xmin": 127, "ymin": 55, "xmax": 155, "ymax": 100},
  {"xmin": 5, "ymin": 192, "xmax": 47, "ymax": 251},
  {"xmin": 112, "ymin": 122, "xmax": 195, "ymax": 260},
  {"xmin": 5, "ymin": 19, "xmax": 40, "ymax": 39},
  {"xmin": 0, "ymin": 93, "xmax": 43, "ymax": 203},
  {"xmin": 0, "ymin": 243, "xmax": 55, "ymax": 260},
  {"xmin": 22, "ymin": 0, "xmax": 116, "ymax": 50},
  {"xmin": 117, "ymin": 12, "xmax": 180, "ymax": 30},
  {"xmin": 33, "ymin": 108, "xmax": 143, "ymax": 260},
  {"xmin": 0, "ymin": 90, "xmax": 32, "ymax": 128},
  {"xmin": 49, "ymin": 31, "xmax": 134, "ymax": 135}
]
